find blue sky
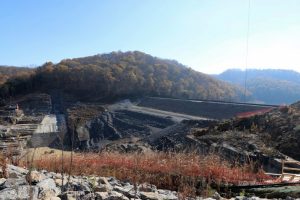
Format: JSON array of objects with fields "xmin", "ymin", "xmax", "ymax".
[{"xmin": 0, "ymin": 0, "xmax": 300, "ymax": 74}]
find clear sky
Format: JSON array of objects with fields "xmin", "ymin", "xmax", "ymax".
[{"xmin": 0, "ymin": 0, "xmax": 300, "ymax": 74}]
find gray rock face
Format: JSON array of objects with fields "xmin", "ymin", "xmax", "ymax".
[{"xmin": 71, "ymin": 109, "xmax": 175, "ymax": 150}]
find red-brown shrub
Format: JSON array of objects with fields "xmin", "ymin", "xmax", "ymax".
[{"xmin": 21, "ymin": 151, "xmax": 271, "ymax": 194}]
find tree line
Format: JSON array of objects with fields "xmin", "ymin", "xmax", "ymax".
[{"xmin": 0, "ymin": 51, "xmax": 245, "ymax": 102}]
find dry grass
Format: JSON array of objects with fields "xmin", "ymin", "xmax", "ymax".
[
  {"xmin": 0, "ymin": 152, "xmax": 8, "ymax": 178},
  {"xmin": 20, "ymin": 150, "xmax": 271, "ymax": 195}
]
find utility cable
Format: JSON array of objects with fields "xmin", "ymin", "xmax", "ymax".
[{"xmin": 244, "ymin": 0, "xmax": 251, "ymax": 102}]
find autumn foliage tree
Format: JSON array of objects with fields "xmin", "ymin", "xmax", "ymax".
[{"xmin": 0, "ymin": 51, "xmax": 245, "ymax": 101}]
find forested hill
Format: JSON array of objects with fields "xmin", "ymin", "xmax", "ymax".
[
  {"xmin": 0, "ymin": 66, "xmax": 34, "ymax": 85},
  {"xmin": 215, "ymin": 69, "xmax": 300, "ymax": 104},
  {"xmin": 0, "ymin": 51, "xmax": 245, "ymax": 101}
]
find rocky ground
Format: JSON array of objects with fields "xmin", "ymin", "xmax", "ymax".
[
  {"xmin": 192, "ymin": 101, "xmax": 300, "ymax": 168},
  {"xmin": 1, "ymin": 164, "xmax": 295, "ymax": 200},
  {"xmin": 1, "ymin": 93, "xmax": 300, "ymax": 174},
  {"xmin": 2, "ymin": 93, "xmax": 300, "ymax": 199}
]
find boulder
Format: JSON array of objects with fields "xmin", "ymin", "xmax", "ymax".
[
  {"xmin": 8, "ymin": 172, "xmax": 19, "ymax": 178},
  {"xmin": 100, "ymin": 177, "xmax": 114, "ymax": 186},
  {"xmin": 138, "ymin": 183, "xmax": 157, "ymax": 192},
  {"xmin": 59, "ymin": 191, "xmax": 85, "ymax": 200},
  {"xmin": 17, "ymin": 185, "xmax": 39, "ymax": 200},
  {"xmin": 139, "ymin": 192, "xmax": 160, "ymax": 200},
  {"xmin": 39, "ymin": 189, "xmax": 58, "ymax": 200},
  {"xmin": 95, "ymin": 192, "xmax": 110, "ymax": 200},
  {"xmin": 157, "ymin": 189, "xmax": 178, "ymax": 200},
  {"xmin": 94, "ymin": 184, "xmax": 111, "ymax": 192},
  {"xmin": 26, "ymin": 170, "xmax": 46, "ymax": 184},
  {"xmin": 3, "ymin": 177, "xmax": 27, "ymax": 188},
  {"xmin": 107, "ymin": 191, "xmax": 129, "ymax": 200},
  {"xmin": 212, "ymin": 192, "xmax": 222, "ymax": 200},
  {"xmin": 7, "ymin": 165, "xmax": 28, "ymax": 176},
  {"xmin": 55, "ymin": 178, "xmax": 68, "ymax": 187},
  {"xmin": 113, "ymin": 185, "xmax": 136, "ymax": 198},
  {"xmin": 37, "ymin": 178, "xmax": 61, "ymax": 198},
  {"xmin": 0, "ymin": 185, "xmax": 39, "ymax": 200},
  {"xmin": 0, "ymin": 178, "xmax": 6, "ymax": 186},
  {"xmin": 49, "ymin": 197, "xmax": 62, "ymax": 200},
  {"xmin": 0, "ymin": 188, "xmax": 18, "ymax": 200}
]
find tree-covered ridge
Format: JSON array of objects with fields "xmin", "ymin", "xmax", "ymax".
[
  {"xmin": 0, "ymin": 51, "xmax": 245, "ymax": 101},
  {"xmin": 0, "ymin": 66, "xmax": 34, "ymax": 85},
  {"xmin": 215, "ymin": 69, "xmax": 300, "ymax": 104}
]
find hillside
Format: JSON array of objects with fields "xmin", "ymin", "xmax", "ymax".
[
  {"xmin": 0, "ymin": 51, "xmax": 245, "ymax": 102},
  {"xmin": 194, "ymin": 101, "xmax": 300, "ymax": 161},
  {"xmin": 0, "ymin": 66, "xmax": 34, "ymax": 85},
  {"xmin": 215, "ymin": 69, "xmax": 300, "ymax": 104}
]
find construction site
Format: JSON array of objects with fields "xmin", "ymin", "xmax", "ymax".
[{"xmin": 0, "ymin": 93, "xmax": 300, "ymax": 198}]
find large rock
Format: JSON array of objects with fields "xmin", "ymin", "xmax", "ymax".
[
  {"xmin": 49, "ymin": 197, "xmax": 62, "ymax": 200},
  {"xmin": 95, "ymin": 192, "xmax": 110, "ymax": 200},
  {"xmin": 7, "ymin": 165, "xmax": 28, "ymax": 176},
  {"xmin": 0, "ymin": 178, "xmax": 6, "ymax": 187},
  {"xmin": 113, "ymin": 184, "xmax": 136, "ymax": 198},
  {"xmin": 0, "ymin": 188, "xmax": 18, "ymax": 200},
  {"xmin": 54, "ymin": 178, "xmax": 68, "ymax": 187},
  {"xmin": 3, "ymin": 177, "xmax": 27, "ymax": 189},
  {"xmin": 0, "ymin": 185, "xmax": 39, "ymax": 200},
  {"xmin": 157, "ymin": 189, "xmax": 178, "ymax": 200},
  {"xmin": 59, "ymin": 191, "xmax": 85, "ymax": 200},
  {"xmin": 39, "ymin": 189, "xmax": 58, "ymax": 200},
  {"xmin": 37, "ymin": 178, "xmax": 61, "ymax": 199},
  {"xmin": 138, "ymin": 183, "xmax": 157, "ymax": 193},
  {"xmin": 107, "ymin": 191, "xmax": 129, "ymax": 200},
  {"xmin": 94, "ymin": 184, "xmax": 111, "ymax": 192},
  {"xmin": 26, "ymin": 170, "xmax": 46, "ymax": 184},
  {"xmin": 139, "ymin": 192, "xmax": 160, "ymax": 200}
]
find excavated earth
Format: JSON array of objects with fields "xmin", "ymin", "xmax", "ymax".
[
  {"xmin": 1, "ymin": 93, "xmax": 300, "ymax": 174},
  {"xmin": 64, "ymin": 97, "xmax": 300, "ymax": 174}
]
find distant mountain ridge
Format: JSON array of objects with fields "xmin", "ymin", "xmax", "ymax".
[{"xmin": 215, "ymin": 69, "xmax": 300, "ymax": 104}]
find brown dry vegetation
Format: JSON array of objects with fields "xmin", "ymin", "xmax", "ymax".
[
  {"xmin": 20, "ymin": 150, "xmax": 271, "ymax": 195},
  {"xmin": 0, "ymin": 152, "xmax": 8, "ymax": 178}
]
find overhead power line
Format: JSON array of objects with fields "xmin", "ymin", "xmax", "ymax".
[{"xmin": 244, "ymin": 0, "xmax": 251, "ymax": 103}]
